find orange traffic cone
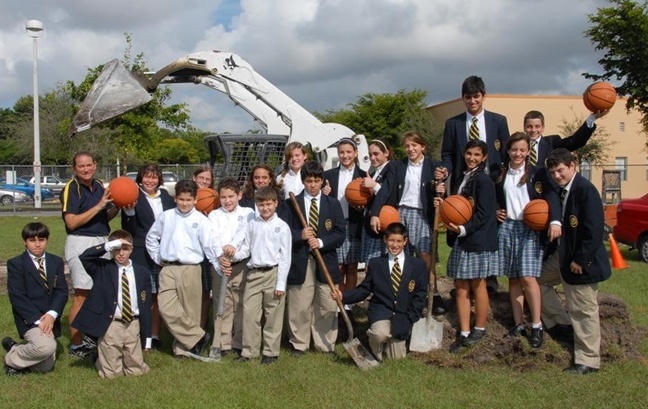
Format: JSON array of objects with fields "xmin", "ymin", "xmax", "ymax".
[{"xmin": 609, "ymin": 233, "xmax": 629, "ymax": 269}]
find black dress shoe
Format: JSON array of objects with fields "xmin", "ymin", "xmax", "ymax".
[
  {"xmin": 235, "ymin": 356, "xmax": 250, "ymax": 363},
  {"xmin": 449, "ymin": 334, "xmax": 468, "ymax": 354},
  {"xmin": 563, "ymin": 364, "xmax": 599, "ymax": 374},
  {"xmin": 190, "ymin": 333, "xmax": 211, "ymax": 356},
  {"xmin": 2, "ymin": 337, "xmax": 17, "ymax": 352},
  {"xmin": 290, "ymin": 349, "xmax": 305, "ymax": 357},
  {"xmin": 464, "ymin": 328, "xmax": 486, "ymax": 346},
  {"xmin": 508, "ymin": 324, "xmax": 526, "ymax": 337},
  {"xmin": 261, "ymin": 356, "xmax": 277, "ymax": 365},
  {"xmin": 529, "ymin": 327, "xmax": 544, "ymax": 348},
  {"xmin": 150, "ymin": 338, "xmax": 163, "ymax": 351},
  {"xmin": 432, "ymin": 294, "xmax": 446, "ymax": 315},
  {"xmin": 4, "ymin": 364, "xmax": 27, "ymax": 376}
]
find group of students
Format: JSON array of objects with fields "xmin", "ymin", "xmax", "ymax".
[{"xmin": 3, "ymin": 75, "xmax": 612, "ymax": 378}]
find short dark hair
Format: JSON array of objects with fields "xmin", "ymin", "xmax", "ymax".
[
  {"xmin": 136, "ymin": 163, "xmax": 163, "ymax": 188},
  {"xmin": 72, "ymin": 151, "xmax": 95, "ymax": 167},
  {"xmin": 255, "ymin": 186, "xmax": 278, "ymax": 203},
  {"xmin": 175, "ymin": 179, "xmax": 198, "ymax": 198},
  {"xmin": 523, "ymin": 110, "xmax": 545, "ymax": 126},
  {"xmin": 218, "ymin": 177, "xmax": 241, "ymax": 194},
  {"xmin": 22, "ymin": 222, "xmax": 50, "ymax": 240},
  {"xmin": 546, "ymin": 148, "xmax": 575, "ymax": 169},
  {"xmin": 461, "ymin": 76, "xmax": 486, "ymax": 96},
  {"xmin": 300, "ymin": 161, "xmax": 324, "ymax": 181},
  {"xmin": 108, "ymin": 229, "xmax": 133, "ymax": 243},
  {"xmin": 384, "ymin": 222, "xmax": 408, "ymax": 239}
]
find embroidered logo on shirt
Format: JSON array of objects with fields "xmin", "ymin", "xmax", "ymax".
[
  {"xmin": 408, "ymin": 280, "xmax": 415, "ymax": 293},
  {"xmin": 275, "ymin": 227, "xmax": 280, "ymax": 233},
  {"xmin": 534, "ymin": 182, "xmax": 542, "ymax": 194},
  {"xmin": 238, "ymin": 215, "xmax": 244, "ymax": 221},
  {"xmin": 192, "ymin": 223, "xmax": 198, "ymax": 229},
  {"xmin": 569, "ymin": 215, "xmax": 578, "ymax": 228},
  {"xmin": 325, "ymin": 219, "xmax": 333, "ymax": 231}
]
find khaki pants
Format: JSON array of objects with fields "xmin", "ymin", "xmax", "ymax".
[
  {"xmin": 286, "ymin": 256, "xmax": 338, "ymax": 352},
  {"xmin": 158, "ymin": 264, "xmax": 205, "ymax": 356},
  {"xmin": 241, "ymin": 267, "xmax": 285, "ymax": 358},
  {"xmin": 96, "ymin": 319, "xmax": 150, "ymax": 379},
  {"xmin": 4, "ymin": 327, "xmax": 56, "ymax": 373},
  {"xmin": 211, "ymin": 261, "xmax": 247, "ymax": 351},
  {"xmin": 367, "ymin": 320, "xmax": 406, "ymax": 361},
  {"xmin": 537, "ymin": 253, "xmax": 571, "ymax": 328}
]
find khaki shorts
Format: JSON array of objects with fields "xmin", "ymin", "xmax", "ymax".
[{"xmin": 65, "ymin": 235, "xmax": 108, "ymax": 290}]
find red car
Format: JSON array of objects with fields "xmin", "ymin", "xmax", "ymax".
[{"xmin": 613, "ymin": 193, "xmax": 648, "ymax": 262}]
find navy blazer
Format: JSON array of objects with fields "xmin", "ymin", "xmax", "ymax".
[
  {"xmin": 283, "ymin": 192, "xmax": 345, "ymax": 285},
  {"xmin": 535, "ymin": 122, "xmax": 596, "ymax": 169},
  {"xmin": 74, "ymin": 245, "xmax": 152, "ymax": 346},
  {"xmin": 121, "ymin": 189, "xmax": 175, "ymax": 268},
  {"xmin": 441, "ymin": 110, "xmax": 510, "ymax": 191},
  {"xmin": 323, "ymin": 166, "xmax": 365, "ymax": 239},
  {"xmin": 363, "ymin": 163, "xmax": 391, "ymax": 240},
  {"xmin": 558, "ymin": 173, "xmax": 612, "ymax": 285},
  {"xmin": 7, "ymin": 252, "xmax": 68, "ymax": 338}
]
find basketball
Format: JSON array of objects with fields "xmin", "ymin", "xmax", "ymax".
[
  {"xmin": 439, "ymin": 195, "xmax": 473, "ymax": 226},
  {"xmin": 378, "ymin": 205, "xmax": 400, "ymax": 232},
  {"xmin": 345, "ymin": 178, "xmax": 372, "ymax": 207},
  {"xmin": 109, "ymin": 176, "xmax": 139, "ymax": 208},
  {"xmin": 195, "ymin": 187, "xmax": 219, "ymax": 214},
  {"xmin": 523, "ymin": 199, "xmax": 550, "ymax": 231},
  {"xmin": 583, "ymin": 82, "xmax": 617, "ymax": 112}
]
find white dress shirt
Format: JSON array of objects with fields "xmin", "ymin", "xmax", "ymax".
[
  {"xmin": 399, "ymin": 158, "xmax": 424, "ymax": 209},
  {"xmin": 208, "ymin": 205, "xmax": 255, "ymax": 261},
  {"xmin": 28, "ymin": 252, "xmax": 58, "ymax": 322},
  {"xmin": 388, "ymin": 251, "xmax": 405, "ymax": 274},
  {"xmin": 466, "ymin": 111, "xmax": 487, "ymax": 142},
  {"xmin": 337, "ymin": 165, "xmax": 355, "ymax": 219},
  {"xmin": 277, "ymin": 169, "xmax": 304, "ymax": 200},
  {"xmin": 504, "ymin": 164, "xmax": 531, "ymax": 220}
]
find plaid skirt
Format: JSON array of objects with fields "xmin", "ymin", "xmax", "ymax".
[
  {"xmin": 150, "ymin": 263, "xmax": 162, "ymax": 294},
  {"xmin": 360, "ymin": 227, "xmax": 385, "ymax": 262},
  {"xmin": 338, "ymin": 223, "xmax": 361, "ymax": 264},
  {"xmin": 201, "ymin": 258, "xmax": 212, "ymax": 291},
  {"xmin": 399, "ymin": 207, "xmax": 431, "ymax": 255},
  {"xmin": 447, "ymin": 241, "xmax": 499, "ymax": 280},
  {"xmin": 498, "ymin": 219, "xmax": 543, "ymax": 279}
]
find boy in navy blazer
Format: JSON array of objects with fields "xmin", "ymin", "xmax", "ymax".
[
  {"xmin": 3, "ymin": 223, "xmax": 68, "ymax": 376},
  {"xmin": 334, "ymin": 223, "xmax": 427, "ymax": 361},
  {"xmin": 73, "ymin": 229, "xmax": 152, "ymax": 379}
]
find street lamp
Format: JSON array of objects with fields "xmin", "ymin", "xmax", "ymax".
[{"xmin": 26, "ymin": 19, "xmax": 43, "ymax": 208}]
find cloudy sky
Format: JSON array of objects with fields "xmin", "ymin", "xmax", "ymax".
[{"xmin": 0, "ymin": 0, "xmax": 609, "ymax": 133}]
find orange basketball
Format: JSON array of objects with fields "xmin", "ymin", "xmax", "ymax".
[
  {"xmin": 109, "ymin": 176, "xmax": 139, "ymax": 208},
  {"xmin": 344, "ymin": 178, "xmax": 372, "ymax": 207},
  {"xmin": 523, "ymin": 199, "xmax": 550, "ymax": 231},
  {"xmin": 439, "ymin": 195, "xmax": 473, "ymax": 226},
  {"xmin": 195, "ymin": 187, "xmax": 219, "ymax": 214},
  {"xmin": 378, "ymin": 205, "xmax": 400, "ymax": 232},
  {"xmin": 583, "ymin": 81, "xmax": 617, "ymax": 112}
]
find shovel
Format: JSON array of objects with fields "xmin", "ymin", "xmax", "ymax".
[
  {"xmin": 409, "ymin": 190, "xmax": 444, "ymax": 352},
  {"xmin": 289, "ymin": 193, "xmax": 379, "ymax": 370}
]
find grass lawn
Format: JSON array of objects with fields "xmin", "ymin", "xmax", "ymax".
[{"xmin": 0, "ymin": 216, "xmax": 647, "ymax": 408}]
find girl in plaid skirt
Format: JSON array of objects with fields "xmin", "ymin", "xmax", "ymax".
[
  {"xmin": 495, "ymin": 132, "xmax": 546, "ymax": 348},
  {"xmin": 436, "ymin": 140, "xmax": 498, "ymax": 352}
]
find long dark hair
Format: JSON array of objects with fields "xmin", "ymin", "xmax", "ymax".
[
  {"xmin": 242, "ymin": 164, "xmax": 280, "ymax": 200},
  {"xmin": 460, "ymin": 140, "xmax": 488, "ymax": 198},
  {"xmin": 495, "ymin": 132, "xmax": 531, "ymax": 186}
]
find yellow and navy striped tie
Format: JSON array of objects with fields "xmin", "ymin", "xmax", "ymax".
[
  {"xmin": 391, "ymin": 258, "xmax": 402, "ymax": 296},
  {"xmin": 121, "ymin": 269, "xmax": 133, "ymax": 323},
  {"xmin": 37, "ymin": 257, "xmax": 48, "ymax": 290},
  {"xmin": 309, "ymin": 198, "xmax": 319, "ymax": 236},
  {"xmin": 530, "ymin": 140, "xmax": 538, "ymax": 166},
  {"xmin": 469, "ymin": 117, "xmax": 480, "ymax": 141}
]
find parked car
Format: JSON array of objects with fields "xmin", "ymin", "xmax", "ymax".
[
  {"xmin": 613, "ymin": 193, "xmax": 648, "ymax": 262},
  {"xmin": 28, "ymin": 175, "xmax": 67, "ymax": 194},
  {"xmin": 0, "ymin": 177, "xmax": 55, "ymax": 200},
  {"xmin": 0, "ymin": 187, "xmax": 30, "ymax": 206},
  {"xmin": 125, "ymin": 171, "xmax": 178, "ymax": 196}
]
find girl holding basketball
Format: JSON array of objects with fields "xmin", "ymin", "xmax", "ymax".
[
  {"xmin": 369, "ymin": 131, "xmax": 445, "ymax": 315},
  {"xmin": 323, "ymin": 138, "xmax": 364, "ymax": 301},
  {"xmin": 495, "ymin": 132, "xmax": 546, "ymax": 348},
  {"xmin": 277, "ymin": 142, "xmax": 308, "ymax": 199},
  {"xmin": 193, "ymin": 165, "xmax": 216, "ymax": 331},
  {"xmin": 435, "ymin": 139, "xmax": 498, "ymax": 352}
]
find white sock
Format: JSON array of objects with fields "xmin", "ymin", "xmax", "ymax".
[{"xmin": 532, "ymin": 322, "xmax": 543, "ymax": 329}]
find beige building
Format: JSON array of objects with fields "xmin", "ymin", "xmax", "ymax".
[{"xmin": 427, "ymin": 94, "xmax": 648, "ymax": 200}]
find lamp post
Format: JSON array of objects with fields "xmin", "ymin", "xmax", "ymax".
[{"xmin": 26, "ymin": 19, "xmax": 43, "ymax": 208}]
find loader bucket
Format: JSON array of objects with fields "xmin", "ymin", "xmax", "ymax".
[{"xmin": 70, "ymin": 59, "xmax": 152, "ymax": 134}]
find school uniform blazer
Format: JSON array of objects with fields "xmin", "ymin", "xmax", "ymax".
[
  {"xmin": 74, "ymin": 245, "xmax": 152, "ymax": 346},
  {"xmin": 369, "ymin": 158, "xmax": 440, "ymax": 223},
  {"xmin": 449, "ymin": 172, "xmax": 498, "ymax": 252},
  {"xmin": 284, "ymin": 192, "xmax": 345, "ymax": 285},
  {"xmin": 536, "ymin": 122, "xmax": 596, "ymax": 169},
  {"xmin": 343, "ymin": 254, "xmax": 427, "ymax": 326},
  {"xmin": 558, "ymin": 173, "xmax": 612, "ymax": 285},
  {"xmin": 7, "ymin": 252, "xmax": 68, "ymax": 338},
  {"xmin": 121, "ymin": 189, "xmax": 175, "ymax": 267},
  {"xmin": 239, "ymin": 197, "xmax": 255, "ymax": 210},
  {"xmin": 441, "ymin": 110, "xmax": 510, "ymax": 190},
  {"xmin": 363, "ymin": 164, "xmax": 391, "ymax": 239},
  {"xmin": 323, "ymin": 166, "xmax": 364, "ymax": 239}
]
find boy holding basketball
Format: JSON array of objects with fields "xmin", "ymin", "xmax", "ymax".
[
  {"xmin": 333, "ymin": 222, "xmax": 427, "ymax": 361},
  {"xmin": 145, "ymin": 180, "xmax": 219, "ymax": 360}
]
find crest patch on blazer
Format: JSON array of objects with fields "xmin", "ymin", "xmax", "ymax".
[
  {"xmin": 494, "ymin": 139, "xmax": 501, "ymax": 151},
  {"xmin": 467, "ymin": 197, "xmax": 475, "ymax": 207},
  {"xmin": 408, "ymin": 280, "xmax": 415, "ymax": 292},
  {"xmin": 569, "ymin": 215, "xmax": 578, "ymax": 228},
  {"xmin": 140, "ymin": 291, "xmax": 146, "ymax": 303},
  {"xmin": 534, "ymin": 181, "xmax": 542, "ymax": 194},
  {"xmin": 325, "ymin": 219, "xmax": 333, "ymax": 231}
]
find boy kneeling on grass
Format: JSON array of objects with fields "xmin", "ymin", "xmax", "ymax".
[
  {"xmin": 333, "ymin": 222, "xmax": 427, "ymax": 361},
  {"xmin": 73, "ymin": 229, "xmax": 152, "ymax": 379}
]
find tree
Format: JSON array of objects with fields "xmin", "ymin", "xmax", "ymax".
[
  {"xmin": 584, "ymin": 0, "xmax": 648, "ymax": 139},
  {"xmin": 558, "ymin": 110, "xmax": 615, "ymax": 166},
  {"xmin": 315, "ymin": 89, "xmax": 442, "ymax": 159},
  {"xmin": 153, "ymin": 138, "xmax": 201, "ymax": 164}
]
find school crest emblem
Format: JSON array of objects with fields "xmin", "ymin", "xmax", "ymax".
[
  {"xmin": 141, "ymin": 291, "xmax": 146, "ymax": 303},
  {"xmin": 468, "ymin": 197, "xmax": 475, "ymax": 207},
  {"xmin": 325, "ymin": 219, "xmax": 333, "ymax": 231},
  {"xmin": 534, "ymin": 182, "xmax": 542, "ymax": 194},
  {"xmin": 238, "ymin": 215, "xmax": 244, "ymax": 221},
  {"xmin": 569, "ymin": 215, "xmax": 578, "ymax": 228},
  {"xmin": 408, "ymin": 280, "xmax": 415, "ymax": 293},
  {"xmin": 275, "ymin": 227, "xmax": 280, "ymax": 233},
  {"xmin": 494, "ymin": 139, "xmax": 501, "ymax": 151},
  {"xmin": 192, "ymin": 223, "xmax": 198, "ymax": 229}
]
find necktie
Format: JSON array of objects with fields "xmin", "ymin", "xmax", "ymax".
[
  {"xmin": 469, "ymin": 117, "xmax": 480, "ymax": 141},
  {"xmin": 560, "ymin": 188, "xmax": 568, "ymax": 205},
  {"xmin": 37, "ymin": 257, "xmax": 48, "ymax": 290},
  {"xmin": 391, "ymin": 258, "xmax": 402, "ymax": 296},
  {"xmin": 309, "ymin": 198, "xmax": 319, "ymax": 236},
  {"xmin": 121, "ymin": 269, "xmax": 133, "ymax": 323},
  {"xmin": 529, "ymin": 140, "xmax": 538, "ymax": 166}
]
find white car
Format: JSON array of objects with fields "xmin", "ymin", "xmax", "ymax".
[
  {"xmin": 0, "ymin": 187, "xmax": 30, "ymax": 206},
  {"xmin": 29, "ymin": 175, "xmax": 67, "ymax": 195},
  {"xmin": 125, "ymin": 171, "xmax": 178, "ymax": 196}
]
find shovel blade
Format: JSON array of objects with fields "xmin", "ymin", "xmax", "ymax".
[
  {"xmin": 343, "ymin": 338, "xmax": 380, "ymax": 370},
  {"xmin": 409, "ymin": 316, "xmax": 444, "ymax": 352},
  {"xmin": 71, "ymin": 59, "xmax": 152, "ymax": 134}
]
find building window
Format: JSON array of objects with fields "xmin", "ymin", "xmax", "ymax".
[
  {"xmin": 615, "ymin": 157, "xmax": 627, "ymax": 181},
  {"xmin": 619, "ymin": 122, "xmax": 625, "ymax": 132},
  {"xmin": 581, "ymin": 160, "xmax": 591, "ymax": 180}
]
